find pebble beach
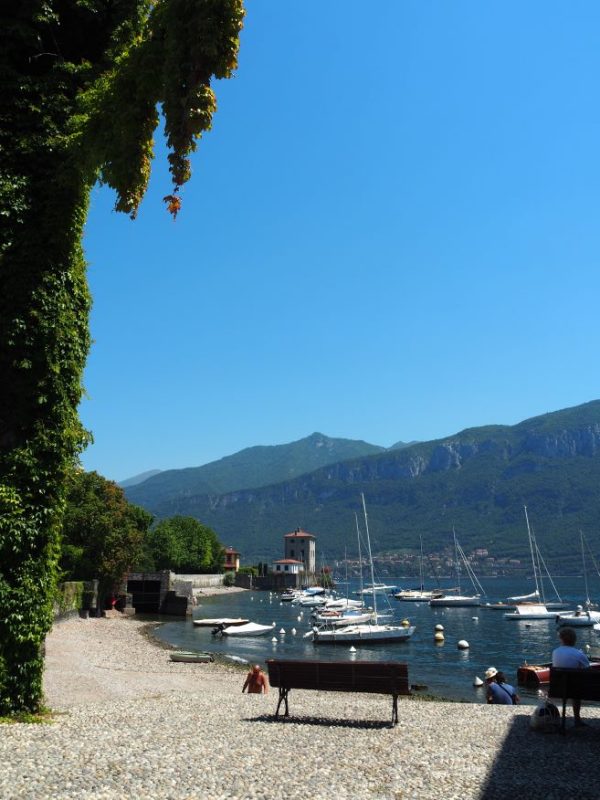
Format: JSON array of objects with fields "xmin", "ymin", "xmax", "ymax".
[{"xmin": 1, "ymin": 609, "xmax": 599, "ymax": 800}]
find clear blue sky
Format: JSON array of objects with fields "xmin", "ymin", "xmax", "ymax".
[{"xmin": 80, "ymin": 2, "xmax": 600, "ymax": 483}]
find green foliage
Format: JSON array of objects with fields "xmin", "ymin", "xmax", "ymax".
[
  {"xmin": 237, "ymin": 566, "xmax": 257, "ymax": 576},
  {"xmin": 222, "ymin": 571, "xmax": 235, "ymax": 587},
  {"xmin": 0, "ymin": 1, "xmax": 243, "ymax": 714},
  {"xmin": 143, "ymin": 515, "xmax": 224, "ymax": 573},
  {"xmin": 60, "ymin": 471, "xmax": 152, "ymax": 600},
  {"xmin": 53, "ymin": 582, "xmax": 84, "ymax": 617}
]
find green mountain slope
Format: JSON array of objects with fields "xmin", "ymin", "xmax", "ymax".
[
  {"xmin": 129, "ymin": 401, "xmax": 600, "ymax": 570},
  {"xmin": 125, "ymin": 432, "xmax": 384, "ymax": 508}
]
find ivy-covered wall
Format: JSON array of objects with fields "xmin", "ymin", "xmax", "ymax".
[
  {"xmin": 53, "ymin": 582, "xmax": 85, "ymax": 619},
  {"xmin": 0, "ymin": 2, "xmax": 244, "ymax": 715}
]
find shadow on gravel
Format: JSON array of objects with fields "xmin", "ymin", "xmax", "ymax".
[
  {"xmin": 247, "ymin": 714, "xmax": 392, "ymax": 730},
  {"xmin": 479, "ymin": 714, "xmax": 600, "ymax": 800}
]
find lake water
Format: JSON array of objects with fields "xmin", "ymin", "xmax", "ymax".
[{"xmin": 153, "ymin": 575, "xmax": 600, "ymax": 704}]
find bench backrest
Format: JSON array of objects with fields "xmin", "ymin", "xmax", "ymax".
[
  {"xmin": 549, "ymin": 667, "xmax": 600, "ymax": 701},
  {"xmin": 266, "ymin": 659, "xmax": 410, "ymax": 696}
]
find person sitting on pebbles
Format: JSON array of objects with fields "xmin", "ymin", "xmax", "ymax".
[
  {"xmin": 485, "ymin": 666, "xmax": 520, "ymax": 704},
  {"xmin": 242, "ymin": 664, "xmax": 269, "ymax": 694}
]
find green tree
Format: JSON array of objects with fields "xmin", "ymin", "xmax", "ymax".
[
  {"xmin": 0, "ymin": 1, "xmax": 244, "ymax": 714},
  {"xmin": 144, "ymin": 515, "xmax": 224, "ymax": 573},
  {"xmin": 61, "ymin": 471, "xmax": 153, "ymax": 602}
]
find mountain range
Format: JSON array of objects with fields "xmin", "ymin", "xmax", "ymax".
[{"xmin": 124, "ymin": 401, "xmax": 600, "ymax": 571}]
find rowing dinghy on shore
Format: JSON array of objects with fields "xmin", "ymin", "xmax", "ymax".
[
  {"xmin": 169, "ymin": 651, "xmax": 214, "ymax": 663},
  {"xmin": 192, "ymin": 617, "xmax": 249, "ymax": 627}
]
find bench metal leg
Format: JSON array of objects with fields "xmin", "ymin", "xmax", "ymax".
[
  {"xmin": 392, "ymin": 694, "xmax": 398, "ymax": 726},
  {"xmin": 275, "ymin": 687, "xmax": 289, "ymax": 718},
  {"xmin": 560, "ymin": 697, "xmax": 567, "ymax": 735}
]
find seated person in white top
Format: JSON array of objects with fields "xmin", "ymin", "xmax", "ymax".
[{"xmin": 552, "ymin": 626, "xmax": 591, "ymax": 727}]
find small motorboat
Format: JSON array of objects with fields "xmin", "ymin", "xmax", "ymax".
[
  {"xmin": 518, "ymin": 657, "xmax": 600, "ymax": 686},
  {"xmin": 193, "ymin": 617, "xmax": 249, "ymax": 627},
  {"xmin": 169, "ymin": 651, "xmax": 214, "ymax": 664},
  {"xmin": 556, "ymin": 606, "xmax": 600, "ymax": 627},
  {"xmin": 220, "ymin": 622, "xmax": 274, "ymax": 637}
]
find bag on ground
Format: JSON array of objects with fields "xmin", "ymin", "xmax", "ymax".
[{"xmin": 529, "ymin": 701, "xmax": 560, "ymax": 732}]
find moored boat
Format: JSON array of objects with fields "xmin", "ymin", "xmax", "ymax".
[
  {"xmin": 504, "ymin": 603, "xmax": 557, "ymax": 620},
  {"xmin": 311, "ymin": 494, "xmax": 415, "ymax": 645},
  {"xmin": 169, "ymin": 651, "xmax": 214, "ymax": 663},
  {"xmin": 428, "ymin": 529, "xmax": 484, "ymax": 607},
  {"xmin": 312, "ymin": 608, "xmax": 374, "ymax": 627},
  {"xmin": 556, "ymin": 606, "xmax": 600, "ymax": 627},
  {"xmin": 518, "ymin": 657, "xmax": 600, "ymax": 686},
  {"xmin": 193, "ymin": 617, "xmax": 249, "ymax": 627},
  {"xmin": 220, "ymin": 621, "xmax": 274, "ymax": 637},
  {"xmin": 311, "ymin": 620, "xmax": 416, "ymax": 643}
]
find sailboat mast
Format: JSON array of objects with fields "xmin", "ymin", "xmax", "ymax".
[
  {"xmin": 581, "ymin": 531, "xmax": 590, "ymax": 606},
  {"xmin": 419, "ymin": 534, "xmax": 425, "ymax": 592},
  {"xmin": 453, "ymin": 527, "xmax": 461, "ymax": 593},
  {"xmin": 524, "ymin": 505, "xmax": 541, "ymax": 600},
  {"xmin": 354, "ymin": 513, "xmax": 364, "ymax": 598},
  {"xmin": 361, "ymin": 493, "xmax": 377, "ymax": 619}
]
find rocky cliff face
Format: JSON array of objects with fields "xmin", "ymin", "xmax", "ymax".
[{"xmin": 521, "ymin": 424, "xmax": 600, "ymax": 458}]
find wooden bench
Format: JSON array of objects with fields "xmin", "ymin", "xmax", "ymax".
[
  {"xmin": 266, "ymin": 658, "xmax": 410, "ymax": 726},
  {"xmin": 548, "ymin": 666, "xmax": 600, "ymax": 733}
]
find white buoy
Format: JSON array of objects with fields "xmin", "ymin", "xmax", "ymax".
[
  {"xmin": 349, "ymin": 646, "xmax": 357, "ymax": 653},
  {"xmin": 435, "ymin": 624, "xmax": 444, "ymax": 631},
  {"xmin": 279, "ymin": 628, "xmax": 286, "ymax": 635},
  {"xmin": 271, "ymin": 637, "xmax": 277, "ymax": 643},
  {"xmin": 272, "ymin": 622, "xmax": 276, "ymax": 626},
  {"xmin": 401, "ymin": 619, "xmax": 410, "ymax": 627},
  {"xmin": 434, "ymin": 632, "xmax": 445, "ymax": 642},
  {"xmin": 291, "ymin": 628, "xmax": 297, "ymax": 635},
  {"xmin": 473, "ymin": 676, "xmax": 484, "ymax": 687},
  {"xmin": 457, "ymin": 639, "xmax": 469, "ymax": 650},
  {"xmin": 251, "ymin": 597, "xmax": 254, "ymax": 601},
  {"xmin": 297, "ymin": 616, "xmax": 302, "ymax": 621},
  {"xmin": 472, "ymin": 616, "xmax": 478, "ymax": 621}
]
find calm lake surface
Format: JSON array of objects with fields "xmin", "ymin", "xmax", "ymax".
[{"xmin": 153, "ymin": 575, "xmax": 600, "ymax": 704}]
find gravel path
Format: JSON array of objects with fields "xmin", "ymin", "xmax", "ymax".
[{"xmin": 1, "ymin": 616, "xmax": 599, "ymax": 800}]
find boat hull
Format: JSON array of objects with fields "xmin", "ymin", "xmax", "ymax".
[
  {"xmin": 221, "ymin": 622, "xmax": 273, "ymax": 636},
  {"xmin": 556, "ymin": 611, "xmax": 600, "ymax": 627},
  {"xmin": 518, "ymin": 659, "xmax": 600, "ymax": 686},
  {"xmin": 169, "ymin": 651, "xmax": 214, "ymax": 664},
  {"xmin": 429, "ymin": 595, "xmax": 480, "ymax": 607},
  {"xmin": 193, "ymin": 617, "xmax": 249, "ymax": 627},
  {"xmin": 312, "ymin": 624, "xmax": 416, "ymax": 644}
]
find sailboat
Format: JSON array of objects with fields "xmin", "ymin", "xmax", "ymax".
[
  {"xmin": 556, "ymin": 532, "xmax": 600, "ymax": 627},
  {"xmin": 311, "ymin": 495, "xmax": 415, "ymax": 643},
  {"xmin": 429, "ymin": 529, "xmax": 484, "ymax": 607},
  {"xmin": 504, "ymin": 506, "xmax": 563, "ymax": 620},
  {"xmin": 394, "ymin": 535, "xmax": 443, "ymax": 601}
]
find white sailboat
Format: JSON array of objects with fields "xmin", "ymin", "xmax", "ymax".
[
  {"xmin": 505, "ymin": 506, "xmax": 561, "ymax": 620},
  {"xmin": 429, "ymin": 529, "xmax": 483, "ymax": 607},
  {"xmin": 556, "ymin": 532, "xmax": 600, "ymax": 627},
  {"xmin": 311, "ymin": 495, "xmax": 415, "ymax": 644},
  {"xmin": 394, "ymin": 535, "xmax": 443, "ymax": 601}
]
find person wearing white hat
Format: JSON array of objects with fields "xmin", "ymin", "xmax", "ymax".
[{"xmin": 485, "ymin": 666, "xmax": 519, "ymax": 705}]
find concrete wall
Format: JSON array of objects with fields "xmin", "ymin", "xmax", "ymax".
[{"xmin": 172, "ymin": 574, "xmax": 224, "ymax": 589}]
